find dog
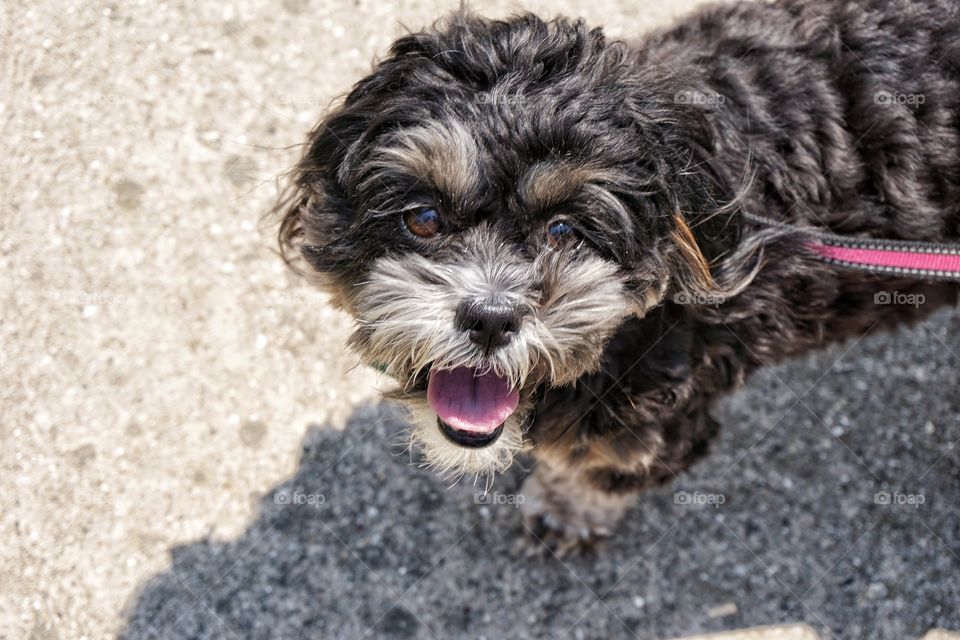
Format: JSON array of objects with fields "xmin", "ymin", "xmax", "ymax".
[{"xmin": 277, "ymin": 0, "xmax": 960, "ymax": 552}]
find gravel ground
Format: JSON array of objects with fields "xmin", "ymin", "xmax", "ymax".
[
  {"xmin": 117, "ymin": 311, "xmax": 960, "ymax": 640},
  {"xmin": 2, "ymin": 1, "xmax": 959, "ymax": 639}
]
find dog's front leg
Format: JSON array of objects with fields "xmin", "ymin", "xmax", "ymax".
[
  {"xmin": 520, "ymin": 406, "xmax": 720, "ymax": 556},
  {"xmin": 520, "ymin": 455, "xmax": 637, "ymax": 556}
]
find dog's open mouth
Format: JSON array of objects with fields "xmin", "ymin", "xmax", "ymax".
[{"xmin": 427, "ymin": 366, "xmax": 519, "ymax": 448}]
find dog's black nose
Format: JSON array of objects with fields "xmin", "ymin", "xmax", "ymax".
[{"xmin": 456, "ymin": 298, "xmax": 522, "ymax": 353}]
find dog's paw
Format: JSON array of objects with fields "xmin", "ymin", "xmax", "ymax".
[
  {"xmin": 518, "ymin": 465, "xmax": 630, "ymax": 558},
  {"xmin": 520, "ymin": 503, "xmax": 610, "ymax": 558}
]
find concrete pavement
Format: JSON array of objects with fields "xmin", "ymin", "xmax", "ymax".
[{"xmin": 3, "ymin": 0, "xmax": 959, "ymax": 638}]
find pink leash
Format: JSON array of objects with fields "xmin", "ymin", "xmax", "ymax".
[{"xmin": 741, "ymin": 212, "xmax": 960, "ymax": 281}]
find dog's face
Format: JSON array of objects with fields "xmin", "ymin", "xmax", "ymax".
[{"xmin": 280, "ymin": 13, "xmax": 726, "ymax": 478}]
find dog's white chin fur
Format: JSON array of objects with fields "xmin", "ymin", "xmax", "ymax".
[{"xmin": 405, "ymin": 396, "xmax": 530, "ymax": 480}]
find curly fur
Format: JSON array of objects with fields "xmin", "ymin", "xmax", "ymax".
[{"xmin": 278, "ymin": 0, "xmax": 960, "ymax": 541}]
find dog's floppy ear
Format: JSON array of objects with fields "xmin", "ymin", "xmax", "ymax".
[
  {"xmin": 276, "ymin": 37, "xmax": 419, "ymax": 283},
  {"xmin": 616, "ymin": 72, "xmax": 763, "ymax": 312},
  {"xmin": 665, "ymin": 207, "xmax": 776, "ymax": 310},
  {"xmin": 276, "ymin": 103, "xmax": 368, "ymax": 269},
  {"xmin": 273, "ymin": 88, "xmax": 393, "ymax": 312},
  {"xmin": 628, "ymin": 212, "xmax": 717, "ymax": 315},
  {"xmin": 607, "ymin": 71, "xmax": 733, "ymax": 313},
  {"xmin": 276, "ymin": 24, "xmax": 454, "ymax": 273}
]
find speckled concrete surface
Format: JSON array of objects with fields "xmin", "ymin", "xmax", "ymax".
[{"xmin": 2, "ymin": 1, "xmax": 959, "ymax": 639}]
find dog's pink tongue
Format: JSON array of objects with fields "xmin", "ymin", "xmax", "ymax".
[{"xmin": 427, "ymin": 367, "xmax": 519, "ymax": 434}]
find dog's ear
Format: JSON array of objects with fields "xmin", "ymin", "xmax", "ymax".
[
  {"xmin": 615, "ymin": 72, "xmax": 754, "ymax": 313},
  {"xmin": 277, "ymin": 102, "xmax": 369, "ymax": 267},
  {"xmin": 275, "ymin": 38, "xmax": 420, "ymax": 292},
  {"xmin": 625, "ymin": 212, "xmax": 718, "ymax": 316},
  {"xmin": 274, "ymin": 85, "xmax": 394, "ymax": 312},
  {"xmin": 277, "ymin": 23, "xmax": 455, "ymax": 275}
]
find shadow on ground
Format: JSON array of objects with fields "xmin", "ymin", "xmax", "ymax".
[{"xmin": 121, "ymin": 312, "xmax": 960, "ymax": 640}]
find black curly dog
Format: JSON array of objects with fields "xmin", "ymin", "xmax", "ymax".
[{"xmin": 279, "ymin": 0, "xmax": 960, "ymax": 552}]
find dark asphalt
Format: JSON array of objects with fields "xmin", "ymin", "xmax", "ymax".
[{"xmin": 121, "ymin": 308, "xmax": 960, "ymax": 640}]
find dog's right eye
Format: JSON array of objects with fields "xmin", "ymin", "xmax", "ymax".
[
  {"xmin": 403, "ymin": 208, "xmax": 443, "ymax": 238},
  {"xmin": 545, "ymin": 220, "xmax": 578, "ymax": 249}
]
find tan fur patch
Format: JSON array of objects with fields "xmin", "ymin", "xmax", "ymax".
[
  {"xmin": 374, "ymin": 120, "xmax": 479, "ymax": 201},
  {"xmin": 519, "ymin": 161, "xmax": 626, "ymax": 211},
  {"xmin": 670, "ymin": 212, "xmax": 715, "ymax": 294}
]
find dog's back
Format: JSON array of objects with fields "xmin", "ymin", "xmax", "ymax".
[
  {"xmin": 622, "ymin": 0, "xmax": 960, "ymax": 365},
  {"xmin": 645, "ymin": 0, "xmax": 960, "ymax": 243}
]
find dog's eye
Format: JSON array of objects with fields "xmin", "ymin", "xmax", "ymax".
[
  {"xmin": 403, "ymin": 208, "xmax": 443, "ymax": 238},
  {"xmin": 546, "ymin": 220, "xmax": 577, "ymax": 249}
]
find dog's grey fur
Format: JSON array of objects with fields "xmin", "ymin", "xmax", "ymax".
[{"xmin": 279, "ymin": 0, "xmax": 960, "ymax": 549}]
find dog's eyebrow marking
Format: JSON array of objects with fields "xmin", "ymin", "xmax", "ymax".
[
  {"xmin": 369, "ymin": 119, "xmax": 479, "ymax": 203},
  {"xmin": 518, "ymin": 161, "xmax": 625, "ymax": 211},
  {"xmin": 519, "ymin": 162, "xmax": 635, "ymax": 237}
]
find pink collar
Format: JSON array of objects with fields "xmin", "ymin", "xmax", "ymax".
[
  {"xmin": 809, "ymin": 239, "xmax": 960, "ymax": 279},
  {"xmin": 740, "ymin": 212, "xmax": 960, "ymax": 281}
]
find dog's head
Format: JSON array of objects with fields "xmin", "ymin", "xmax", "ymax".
[{"xmin": 279, "ymin": 13, "xmax": 735, "ymax": 479}]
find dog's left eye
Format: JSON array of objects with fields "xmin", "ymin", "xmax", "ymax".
[
  {"xmin": 546, "ymin": 220, "xmax": 577, "ymax": 249},
  {"xmin": 403, "ymin": 208, "xmax": 443, "ymax": 238}
]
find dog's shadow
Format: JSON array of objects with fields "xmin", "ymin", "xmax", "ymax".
[{"xmin": 121, "ymin": 315, "xmax": 960, "ymax": 640}]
